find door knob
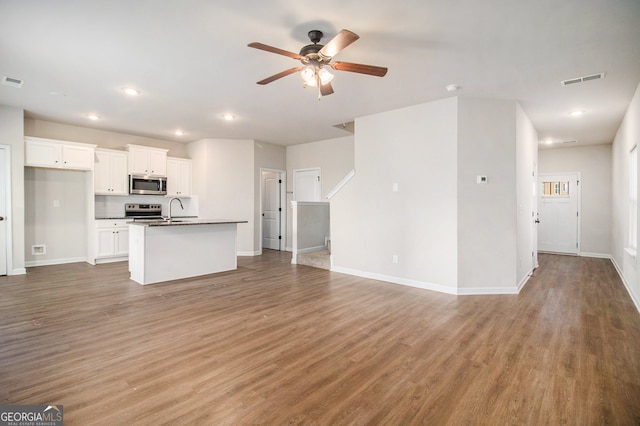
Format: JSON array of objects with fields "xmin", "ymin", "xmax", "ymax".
[
  {"xmin": 0, "ymin": 216, "xmax": 4, "ymax": 221},
  {"xmin": 535, "ymin": 219, "xmax": 540, "ymax": 223}
]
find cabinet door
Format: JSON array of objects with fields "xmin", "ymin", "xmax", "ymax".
[
  {"xmin": 110, "ymin": 152, "xmax": 129, "ymax": 195},
  {"xmin": 114, "ymin": 227, "xmax": 129, "ymax": 256},
  {"xmin": 96, "ymin": 228, "xmax": 116, "ymax": 257},
  {"xmin": 166, "ymin": 158, "xmax": 192, "ymax": 196},
  {"xmin": 129, "ymin": 148, "xmax": 150, "ymax": 175},
  {"xmin": 25, "ymin": 140, "xmax": 61, "ymax": 167},
  {"xmin": 148, "ymin": 150, "xmax": 167, "ymax": 176},
  {"xmin": 94, "ymin": 151, "xmax": 112, "ymax": 194},
  {"xmin": 62, "ymin": 144, "xmax": 94, "ymax": 170}
]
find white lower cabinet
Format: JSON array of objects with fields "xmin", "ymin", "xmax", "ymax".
[{"xmin": 96, "ymin": 220, "xmax": 129, "ymax": 262}]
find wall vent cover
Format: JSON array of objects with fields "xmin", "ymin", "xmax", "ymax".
[
  {"xmin": 561, "ymin": 73, "xmax": 605, "ymax": 86},
  {"xmin": 1, "ymin": 76, "xmax": 24, "ymax": 88}
]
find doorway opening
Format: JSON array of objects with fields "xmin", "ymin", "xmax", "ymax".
[
  {"xmin": 260, "ymin": 169, "xmax": 286, "ymax": 252},
  {"xmin": 537, "ymin": 172, "xmax": 581, "ymax": 255}
]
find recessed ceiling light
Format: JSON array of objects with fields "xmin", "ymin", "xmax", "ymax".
[
  {"xmin": 222, "ymin": 113, "xmax": 235, "ymax": 121},
  {"xmin": 569, "ymin": 110, "xmax": 585, "ymax": 117},
  {"xmin": 445, "ymin": 84, "xmax": 460, "ymax": 92},
  {"xmin": 122, "ymin": 87, "xmax": 139, "ymax": 96},
  {"xmin": 48, "ymin": 91, "xmax": 66, "ymax": 97},
  {"xmin": 174, "ymin": 130, "xmax": 184, "ymax": 136},
  {"xmin": 86, "ymin": 114, "xmax": 100, "ymax": 120}
]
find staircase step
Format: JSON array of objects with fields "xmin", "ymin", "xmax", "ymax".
[{"xmin": 297, "ymin": 249, "xmax": 331, "ymax": 270}]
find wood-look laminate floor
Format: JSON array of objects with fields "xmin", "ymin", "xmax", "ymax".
[{"xmin": 1, "ymin": 252, "xmax": 640, "ymax": 425}]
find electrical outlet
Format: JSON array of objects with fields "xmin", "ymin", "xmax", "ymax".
[
  {"xmin": 32, "ymin": 245, "xmax": 46, "ymax": 255},
  {"xmin": 392, "ymin": 255, "xmax": 399, "ymax": 264},
  {"xmin": 53, "ymin": 200, "xmax": 60, "ymax": 207}
]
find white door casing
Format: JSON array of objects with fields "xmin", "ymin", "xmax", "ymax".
[
  {"xmin": 262, "ymin": 171, "xmax": 281, "ymax": 250},
  {"xmin": 0, "ymin": 146, "xmax": 8, "ymax": 275},
  {"xmin": 293, "ymin": 168, "xmax": 321, "ymax": 201},
  {"xmin": 538, "ymin": 173, "xmax": 580, "ymax": 254}
]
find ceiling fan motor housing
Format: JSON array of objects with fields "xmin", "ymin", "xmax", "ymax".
[{"xmin": 308, "ymin": 30, "xmax": 323, "ymax": 43}]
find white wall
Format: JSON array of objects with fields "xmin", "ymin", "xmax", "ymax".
[
  {"xmin": 457, "ymin": 98, "xmax": 518, "ymax": 290},
  {"xmin": 24, "ymin": 168, "xmax": 88, "ymax": 265},
  {"xmin": 285, "ymin": 136, "xmax": 354, "ymax": 250},
  {"xmin": 612, "ymin": 81, "xmax": 640, "ymax": 311},
  {"xmin": 331, "ymin": 98, "xmax": 459, "ymax": 293},
  {"xmin": 25, "ymin": 118, "xmax": 190, "ymax": 157},
  {"xmin": 539, "ymin": 144, "xmax": 612, "ymax": 256},
  {"xmin": 0, "ymin": 105, "xmax": 25, "ymax": 274},
  {"xmin": 516, "ymin": 103, "xmax": 539, "ymax": 284},
  {"xmin": 188, "ymin": 138, "xmax": 255, "ymax": 255}
]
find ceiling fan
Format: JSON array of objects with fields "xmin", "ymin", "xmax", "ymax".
[{"xmin": 248, "ymin": 29, "xmax": 388, "ymax": 99}]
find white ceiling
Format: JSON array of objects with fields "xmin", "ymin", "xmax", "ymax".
[{"xmin": 1, "ymin": 0, "xmax": 639, "ymax": 147}]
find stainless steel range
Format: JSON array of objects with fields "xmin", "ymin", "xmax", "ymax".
[{"xmin": 125, "ymin": 203, "xmax": 163, "ymax": 219}]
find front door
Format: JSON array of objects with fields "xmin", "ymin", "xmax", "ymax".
[
  {"xmin": 262, "ymin": 171, "xmax": 281, "ymax": 250},
  {"xmin": 538, "ymin": 173, "xmax": 580, "ymax": 254}
]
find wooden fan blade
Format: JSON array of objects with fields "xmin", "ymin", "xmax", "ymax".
[
  {"xmin": 256, "ymin": 67, "xmax": 302, "ymax": 85},
  {"xmin": 320, "ymin": 81, "xmax": 334, "ymax": 96},
  {"xmin": 248, "ymin": 42, "xmax": 301, "ymax": 59},
  {"xmin": 319, "ymin": 29, "xmax": 359, "ymax": 58},
  {"xmin": 331, "ymin": 61, "xmax": 388, "ymax": 77}
]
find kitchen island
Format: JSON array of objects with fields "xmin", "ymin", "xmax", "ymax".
[{"xmin": 128, "ymin": 219, "xmax": 247, "ymax": 285}]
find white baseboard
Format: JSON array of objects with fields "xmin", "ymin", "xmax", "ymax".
[
  {"xmin": 457, "ymin": 286, "xmax": 520, "ymax": 295},
  {"xmin": 580, "ymin": 252, "xmax": 612, "ymax": 259},
  {"xmin": 296, "ymin": 245, "xmax": 326, "ymax": 254},
  {"xmin": 25, "ymin": 257, "xmax": 86, "ymax": 268},
  {"xmin": 237, "ymin": 250, "xmax": 261, "ymax": 256},
  {"xmin": 610, "ymin": 256, "xmax": 640, "ymax": 314},
  {"xmin": 331, "ymin": 266, "xmax": 525, "ymax": 296},
  {"xmin": 95, "ymin": 257, "xmax": 127, "ymax": 264},
  {"xmin": 331, "ymin": 266, "xmax": 458, "ymax": 295},
  {"xmin": 10, "ymin": 268, "xmax": 27, "ymax": 275}
]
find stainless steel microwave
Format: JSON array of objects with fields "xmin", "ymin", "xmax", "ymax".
[{"xmin": 129, "ymin": 175, "xmax": 167, "ymax": 195}]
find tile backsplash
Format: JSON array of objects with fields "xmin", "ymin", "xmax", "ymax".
[{"xmin": 95, "ymin": 195, "xmax": 198, "ymax": 218}]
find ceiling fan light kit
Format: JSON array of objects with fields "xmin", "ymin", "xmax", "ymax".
[{"xmin": 248, "ymin": 28, "xmax": 388, "ymax": 99}]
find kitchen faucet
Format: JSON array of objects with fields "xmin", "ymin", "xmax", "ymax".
[{"xmin": 167, "ymin": 197, "xmax": 184, "ymax": 220}]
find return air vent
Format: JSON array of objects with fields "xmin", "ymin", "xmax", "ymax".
[
  {"xmin": 559, "ymin": 140, "xmax": 577, "ymax": 145},
  {"xmin": 561, "ymin": 73, "xmax": 605, "ymax": 86},
  {"xmin": 1, "ymin": 76, "xmax": 24, "ymax": 88}
]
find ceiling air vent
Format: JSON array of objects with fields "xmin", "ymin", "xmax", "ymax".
[
  {"xmin": 1, "ymin": 76, "xmax": 24, "ymax": 88},
  {"xmin": 561, "ymin": 72, "xmax": 605, "ymax": 86},
  {"xmin": 559, "ymin": 140, "xmax": 577, "ymax": 145}
]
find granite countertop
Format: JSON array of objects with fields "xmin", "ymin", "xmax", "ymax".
[
  {"xmin": 96, "ymin": 216, "xmax": 197, "ymax": 220},
  {"xmin": 128, "ymin": 219, "xmax": 248, "ymax": 227}
]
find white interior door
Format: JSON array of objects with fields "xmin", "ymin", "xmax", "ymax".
[
  {"xmin": 538, "ymin": 173, "xmax": 580, "ymax": 254},
  {"xmin": 262, "ymin": 171, "xmax": 281, "ymax": 250},
  {"xmin": 293, "ymin": 168, "xmax": 321, "ymax": 201},
  {"xmin": 532, "ymin": 164, "xmax": 539, "ymax": 268},
  {"xmin": 0, "ymin": 147, "xmax": 7, "ymax": 275}
]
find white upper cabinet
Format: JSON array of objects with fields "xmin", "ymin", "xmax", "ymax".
[
  {"xmin": 125, "ymin": 144, "xmax": 168, "ymax": 176},
  {"xmin": 95, "ymin": 149, "xmax": 129, "ymax": 195},
  {"xmin": 25, "ymin": 137, "xmax": 96, "ymax": 171},
  {"xmin": 166, "ymin": 157, "xmax": 192, "ymax": 197}
]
